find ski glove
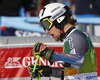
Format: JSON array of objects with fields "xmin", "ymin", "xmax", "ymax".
[
  {"xmin": 33, "ymin": 42, "xmax": 54, "ymax": 64},
  {"xmin": 28, "ymin": 64, "xmax": 51, "ymax": 78}
]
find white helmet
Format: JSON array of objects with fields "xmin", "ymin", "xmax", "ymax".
[{"xmin": 39, "ymin": 3, "xmax": 72, "ymax": 30}]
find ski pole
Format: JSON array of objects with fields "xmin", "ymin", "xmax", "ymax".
[{"xmin": 31, "ymin": 55, "xmax": 40, "ymax": 80}]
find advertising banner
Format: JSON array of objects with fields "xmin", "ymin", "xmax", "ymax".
[
  {"xmin": 0, "ymin": 46, "xmax": 100, "ymax": 79},
  {"xmin": 0, "ymin": 47, "xmax": 63, "ymax": 78}
]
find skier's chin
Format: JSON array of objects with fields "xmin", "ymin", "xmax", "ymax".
[{"xmin": 54, "ymin": 38, "xmax": 60, "ymax": 42}]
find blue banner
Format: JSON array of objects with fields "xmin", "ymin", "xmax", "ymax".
[{"xmin": 0, "ymin": 16, "xmax": 47, "ymax": 37}]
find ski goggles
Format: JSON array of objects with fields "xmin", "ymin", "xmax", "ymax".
[
  {"xmin": 40, "ymin": 6, "xmax": 68, "ymax": 30},
  {"xmin": 40, "ymin": 18, "xmax": 53, "ymax": 30}
]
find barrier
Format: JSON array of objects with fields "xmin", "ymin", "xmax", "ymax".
[
  {"xmin": 0, "ymin": 45, "xmax": 100, "ymax": 80},
  {"xmin": 0, "ymin": 46, "xmax": 63, "ymax": 78}
]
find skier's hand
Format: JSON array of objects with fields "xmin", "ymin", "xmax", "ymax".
[
  {"xmin": 28, "ymin": 64, "xmax": 51, "ymax": 78},
  {"xmin": 33, "ymin": 42, "xmax": 54, "ymax": 64}
]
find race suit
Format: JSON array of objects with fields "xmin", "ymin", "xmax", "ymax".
[{"xmin": 62, "ymin": 27, "xmax": 97, "ymax": 80}]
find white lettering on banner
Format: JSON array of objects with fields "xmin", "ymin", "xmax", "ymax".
[
  {"xmin": 31, "ymin": 57, "xmax": 36, "ymax": 64},
  {"xmin": 5, "ymin": 57, "xmax": 63, "ymax": 69},
  {"xmin": 39, "ymin": 58, "xmax": 46, "ymax": 65},
  {"xmin": 15, "ymin": 30, "xmax": 47, "ymax": 37},
  {"xmin": 5, "ymin": 57, "xmax": 22, "ymax": 68},
  {"xmin": 37, "ymin": 57, "xmax": 63, "ymax": 67},
  {"xmin": 22, "ymin": 57, "xmax": 31, "ymax": 67}
]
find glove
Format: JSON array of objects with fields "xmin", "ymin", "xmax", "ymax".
[
  {"xmin": 28, "ymin": 64, "xmax": 51, "ymax": 78},
  {"xmin": 33, "ymin": 42, "xmax": 54, "ymax": 64}
]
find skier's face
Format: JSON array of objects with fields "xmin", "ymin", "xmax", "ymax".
[{"xmin": 45, "ymin": 26, "xmax": 61, "ymax": 41}]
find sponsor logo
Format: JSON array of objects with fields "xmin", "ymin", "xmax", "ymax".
[
  {"xmin": 68, "ymin": 37, "xmax": 74, "ymax": 50},
  {"xmin": 70, "ymin": 49, "xmax": 76, "ymax": 55},
  {"xmin": 5, "ymin": 57, "xmax": 22, "ymax": 68},
  {"xmin": 57, "ymin": 16, "xmax": 65, "ymax": 23},
  {"xmin": 5, "ymin": 57, "xmax": 63, "ymax": 68},
  {"xmin": 40, "ymin": 44, "xmax": 47, "ymax": 51},
  {"xmin": 50, "ymin": 8, "xmax": 66, "ymax": 22},
  {"xmin": 15, "ymin": 30, "xmax": 47, "ymax": 37},
  {"xmin": 64, "ymin": 72, "xmax": 98, "ymax": 80},
  {"xmin": 51, "ymin": 6, "xmax": 60, "ymax": 13},
  {"xmin": 86, "ymin": 75, "xmax": 97, "ymax": 79},
  {"xmin": 51, "ymin": 10, "xmax": 64, "ymax": 19},
  {"xmin": 41, "ymin": 7, "xmax": 46, "ymax": 16}
]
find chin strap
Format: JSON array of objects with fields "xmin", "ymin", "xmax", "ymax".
[
  {"xmin": 60, "ymin": 30, "xmax": 65, "ymax": 42},
  {"xmin": 60, "ymin": 27, "xmax": 75, "ymax": 41}
]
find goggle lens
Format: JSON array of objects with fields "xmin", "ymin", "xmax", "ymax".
[{"xmin": 40, "ymin": 18, "xmax": 53, "ymax": 30}]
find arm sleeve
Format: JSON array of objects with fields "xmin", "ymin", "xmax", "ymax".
[
  {"xmin": 69, "ymin": 31, "xmax": 89, "ymax": 56},
  {"xmin": 67, "ymin": 31, "xmax": 89, "ymax": 69}
]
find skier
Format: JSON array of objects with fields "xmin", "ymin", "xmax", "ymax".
[{"xmin": 28, "ymin": 3, "xmax": 97, "ymax": 80}]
